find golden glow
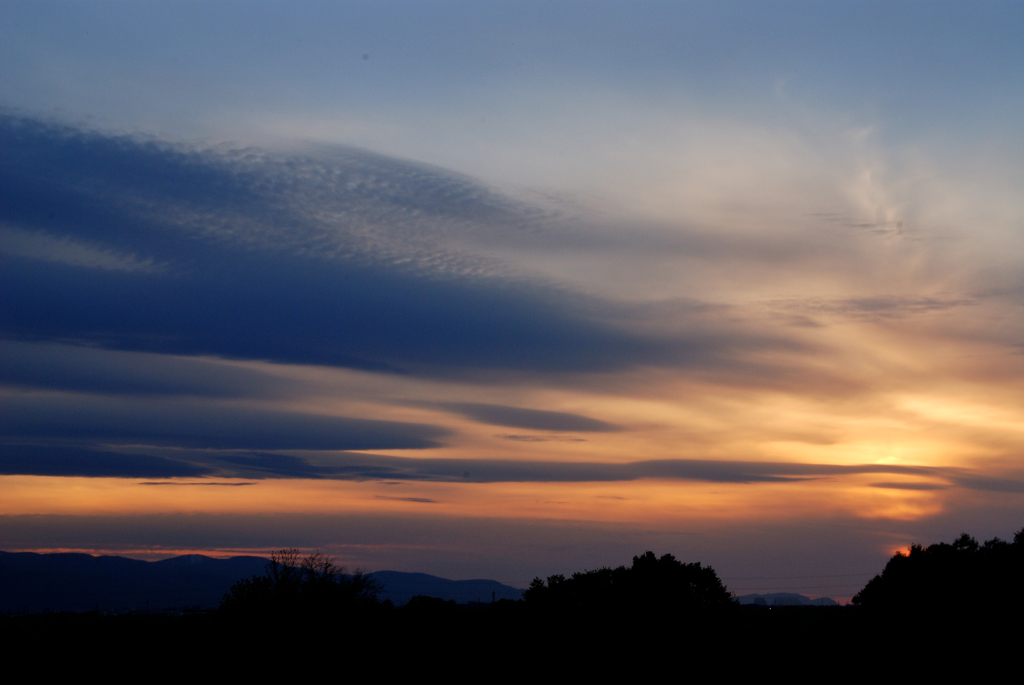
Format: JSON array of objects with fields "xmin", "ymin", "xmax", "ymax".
[
  {"xmin": 0, "ymin": 473, "xmax": 953, "ymax": 523},
  {"xmin": 5, "ymin": 305, "xmax": 1024, "ymax": 533}
]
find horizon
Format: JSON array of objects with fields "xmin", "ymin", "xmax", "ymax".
[
  {"xmin": 3, "ymin": 1, "xmax": 1024, "ymax": 607},
  {"xmin": 0, "ymin": 547, "xmax": 848, "ymax": 603}
]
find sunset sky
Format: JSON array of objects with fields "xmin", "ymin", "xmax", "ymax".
[{"xmin": 3, "ymin": 1, "xmax": 1024, "ymax": 601}]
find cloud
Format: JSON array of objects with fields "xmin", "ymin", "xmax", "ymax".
[
  {"xmin": 946, "ymin": 474, "xmax": 1024, "ymax": 494},
  {"xmin": 0, "ymin": 225, "xmax": 162, "ymax": 273},
  {"xmin": 870, "ymin": 482, "xmax": 948, "ymax": 491},
  {"xmin": 0, "ymin": 113, "xmax": 542, "ymax": 273},
  {"xmin": 497, "ymin": 435, "xmax": 587, "ymax": 443},
  {"xmin": 0, "ymin": 444, "xmax": 211, "ymax": 478},
  {"xmin": 374, "ymin": 496, "xmax": 438, "ymax": 504},
  {"xmin": 140, "ymin": 481, "xmax": 254, "ymax": 487},
  {"xmin": 434, "ymin": 402, "xmax": 618, "ymax": 432},
  {"xmin": 0, "ymin": 114, "xmax": 763, "ymax": 378},
  {"xmin": 0, "ymin": 340, "xmax": 291, "ymax": 398},
  {"xmin": 768, "ymin": 296, "xmax": 973, "ymax": 324},
  {"xmin": 0, "ymin": 393, "xmax": 446, "ymax": 451},
  {"xmin": 4, "ymin": 440, "xmax": 1012, "ymax": 493}
]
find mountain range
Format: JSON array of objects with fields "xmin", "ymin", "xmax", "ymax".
[
  {"xmin": 736, "ymin": 592, "xmax": 839, "ymax": 607},
  {"xmin": 0, "ymin": 551, "xmax": 524, "ymax": 614}
]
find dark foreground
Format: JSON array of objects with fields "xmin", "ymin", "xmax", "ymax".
[
  {"xmin": 6, "ymin": 537, "xmax": 1022, "ymax": 670},
  {"xmin": 2, "ymin": 603, "xmax": 1016, "ymax": 671}
]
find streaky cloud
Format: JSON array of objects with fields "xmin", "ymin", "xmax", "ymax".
[
  {"xmin": 0, "ymin": 340, "xmax": 291, "ymax": 399},
  {"xmin": 0, "ymin": 224, "xmax": 162, "ymax": 273},
  {"xmin": 870, "ymin": 481, "xmax": 949, "ymax": 491},
  {"xmin": 374, "ymin": 496, "xmax": 439, "ymax": 504},
  {"xmin": 0, "ymin": 393, "xmax": 445, "ymax": 451},
  {"xmin": 435, "ymin": 402, "xmax": 618, "ymax": 432},
  {"xmin": 0, "ymin": 443, "xmax": 211, "ymax": 478},
  {"xmin": 140, "ymin": 481, "xmax": 255, "ymax": 487},
  {"xmin": 4, "ymin": 443, "xmax": 1011, "ymax": 493},
  {"xmin": 497, "ymin": 435, "xmax": 587, "ymax": 443},
  {"xmin": 946, "ymin": 474, "xmax": 1024, "ymax": 494},
  {"xmin": 0, "ymin": 114, "xmax": 785, "ymax": 379}
]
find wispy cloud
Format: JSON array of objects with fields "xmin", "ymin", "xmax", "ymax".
[
  {"xmin": 432, "ymin": 402, "xmax": 618, "ymax": 432},
  {"xmin": 0, "ymin": 393, "xmax": 446, "ymax": 451},
  {"xmin": 374, "ymin": 495, "xmax": 438, "ymax": 504},
  {"xmin": 0, "ymin": 225, "xmax": 164, "ymax": 273},
  {"xmin": 0, "ymin": 114, "xmax": 785, "ymax": 379},
  {"xmin": 0, "ymin": 341, "xmax": 291, "ymax": 398},
  {"xmin": 2, "ymin": 442, "xmax": 1014, "ymax": 495},
  {"xmin": 767, "ymin": 296, "xmax": 974, "ymax": 325},
  {"xmin": 0, "ymin": 444, "xmax": 211, "ymax": 479}
]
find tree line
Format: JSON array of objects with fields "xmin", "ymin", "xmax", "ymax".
[
  {"xmin": 853, "ymin": 528, "xmax": 1024, "ymax": 612},
  {"xmin": 7, "ymin": 532, "xmax": 1021, "ymax": 662},
  {"xmin": 219, "ymin": 548, "xmax": 735, "ymax": 621},
  {"xmin": 219, "ymin": 527, "xmax": 1024, "ymax": 621}
]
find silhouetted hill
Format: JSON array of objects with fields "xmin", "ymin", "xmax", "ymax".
[
  {"xmin": 0, "ymin": 551, "xmax": 267, "ymax": 614},
  {"xmin": 0, "ymin": 551, "xmax": 523, "ymax": 614},
  {"xmin": 371, "ymin": 570, "xmax": 523, "ymax": 605},
  {"xmin": 736, "ymin": 592, "xmax": 838, "ymax": 606}
]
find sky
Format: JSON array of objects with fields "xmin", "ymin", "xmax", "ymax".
[{"xmin": 2, "ymin": 1, "xmax": 1024, "ymax": 601}]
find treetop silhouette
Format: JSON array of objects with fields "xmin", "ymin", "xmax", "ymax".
[
  {"xmin": 220, "ymin": 548, "xmax": 382, "ymax": 618},
  {"xmin": 853, "ymin": 529, "xmax": 1024, "ymax": 612},
  {"xmin": 524, "ymin": 551, "xmax": 734, "ymax": 615}
]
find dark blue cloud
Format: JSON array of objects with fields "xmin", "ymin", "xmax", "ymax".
[
  {"xmin": 2, "ymin": 437, "xmax": 1013, "ymax": 494},
  {"xmin": 0, "ymin": 438, "xmax": 975, "ymax": 486},
  {"xmin": 339, "ymin": 456, "xmax": 944, "ymax": 485},
  {"xmin": 0, "ymin": 394, "xmax": 445, "ymax": 451},
  {"xmin": 0, "ymin": 114, "xmax": 746, "ymax": 377},
  {"xmin": 0, "ymin": 443, "xmax": 211, "ymax": 478},
  {"xmin": 436, "ymin": 402, "xmax": 618, "ymax": 432},
  {"xmin": 0, "ymin": 341, "xmax": 289, "ymax": 398},
  {"xmin": 0, "ymin": 114, "xmax": 799, "ymax": 478}
]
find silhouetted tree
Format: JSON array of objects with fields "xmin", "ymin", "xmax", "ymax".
[
  {"xmin": 524, "ymin": 551, "xmax": 734, "ymax": 617},
  {"xmin": 220, "ymin": 549, "xmax": 382, "ymax": 619},
  {"xmin": 853, "ymin": 529, "xmax": 1024, "ymax": 613}
]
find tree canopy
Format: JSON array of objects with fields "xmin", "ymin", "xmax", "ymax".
[
  {"xmin": 853, "ymin": 529, "xmax": 1024, "ymax": 612},
  {"xmin": 219, "ymin": 549, "xmax": 382, "ymax": 619},
  {"xmin": 524, "ymin": 551, "xmax": 734, "ymax": 615}
]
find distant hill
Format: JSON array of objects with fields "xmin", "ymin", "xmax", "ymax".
[
  {"xmin": 0, "ymin": 551, "xmax": 267, "ymax": 614},
  {"xmin": 736, "ymin": 592, "xmax": 838, "ymax": 607},
  {"xmin": 0, "ymin": 551, "xmax": 522, "ymax": 614},
  {"xmin": 371, "ymin": 570, "xmax": 523, "ymax": 605}
]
